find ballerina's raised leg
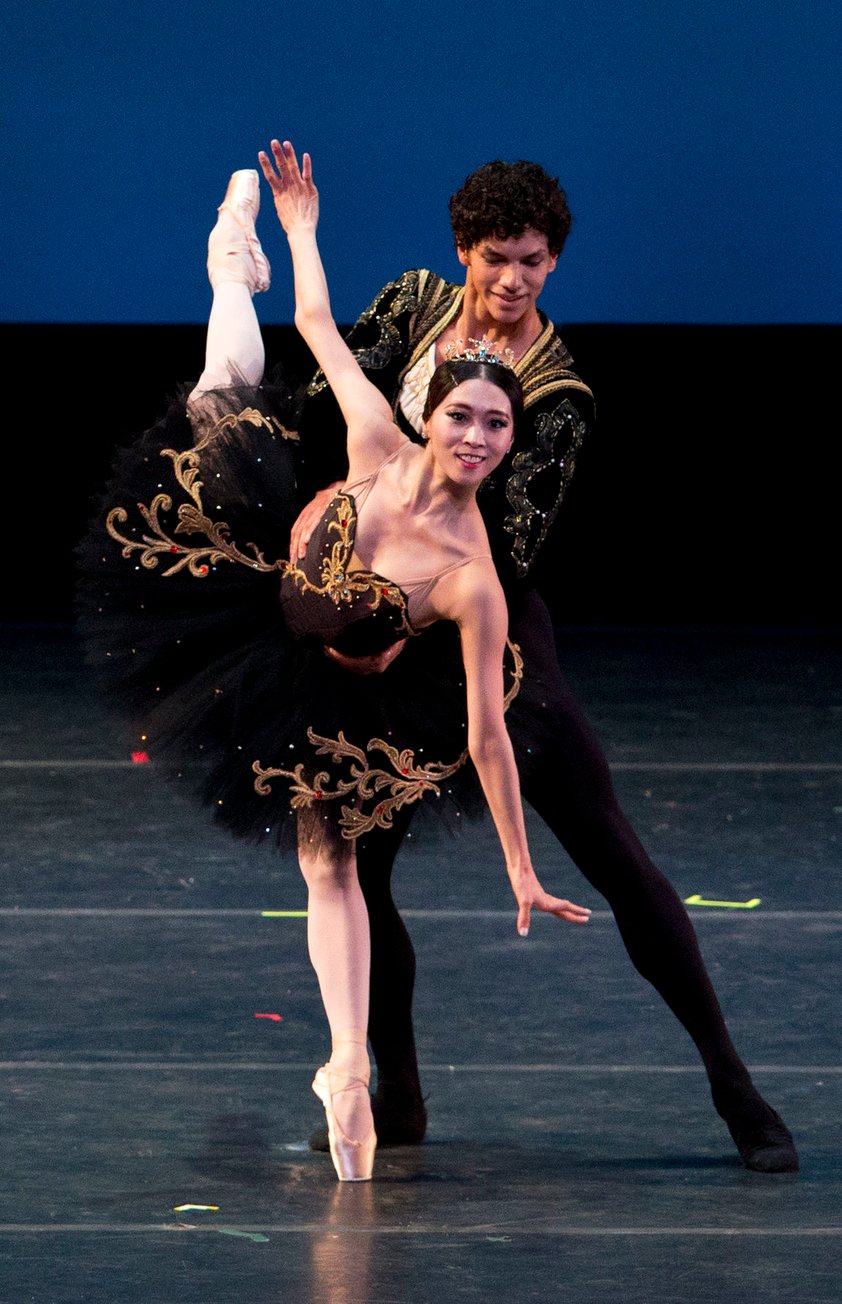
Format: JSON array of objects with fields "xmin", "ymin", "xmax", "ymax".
[{"xmin": 189, "ymin": 169, "xmax": 270, "ymax": 405}]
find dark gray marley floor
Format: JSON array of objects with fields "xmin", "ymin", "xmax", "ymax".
[{"xmin": 1, "ymin": 624, "xmax": 840, "ymax": 1303}]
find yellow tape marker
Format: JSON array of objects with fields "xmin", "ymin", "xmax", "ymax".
[
  {"xmin": 261, "ymin": 910, "xmax": 308, "ymax": 918},
  {"xmin": 684, "ymin": 895, "xmax": 761, "ymax": 909},
  {"xmin": 173, "ymin": 1204, "xmax": 220, "ymax": 1213}
]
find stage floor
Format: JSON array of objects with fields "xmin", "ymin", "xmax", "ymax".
[{"xmin": 2, "ymin": 624, "xmax": 840, "ymax": 1303}]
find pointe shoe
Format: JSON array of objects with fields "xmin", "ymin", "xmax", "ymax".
[
  {"xmin": 309, "ymin": 1084, "xmax": 427, "ymax": 1153},
  {"xmin": 312, "ymin": 1064, "xmax": 377, "ymax": 1181},
  {"xmin": 207, "ymin": 169, "xmax": 271, "ymax": 294}
]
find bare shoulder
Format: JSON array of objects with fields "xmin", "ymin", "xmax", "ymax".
[
  {"xmin": 432, "ymin": 556, "xmax": 507, "ymax": 636},
  {"xmin": 345, "ymin": 414, "xmax": 410, "ymax": 481}
]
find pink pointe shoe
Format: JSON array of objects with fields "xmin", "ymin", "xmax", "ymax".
[
  {"xmin": 312, "ymin": 1065, "xmax": 377, "ymax": 1181},
  {"xmin": 206, "ymin": 169, "xmax": 271, "ymax": 294}
]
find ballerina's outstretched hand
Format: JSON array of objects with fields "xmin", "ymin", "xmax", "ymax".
[
  {"xmin": 256, "ymin": 137, "xmax": 397, "ymax": 458},
  {"xmin": 509, "ymin": 864, "xmax": 592, "ymax": 938},
  {"xmin": 258, "ymin": 139, "xmax": 318, "ymax": 234}
]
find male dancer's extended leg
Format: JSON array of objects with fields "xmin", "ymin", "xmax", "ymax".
[
  {"xmin": 508, "ymin": 589, "xmax": 798, "ymax": 1172},
  {"xmin": 332, "ymin": 591, "xmax": 800, "ymax": 1168}
]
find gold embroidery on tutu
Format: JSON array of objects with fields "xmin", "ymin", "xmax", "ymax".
[
  {"xmin": 254, "ymin": 730, "xmax": 467, "ymax": 837},
  {"xmin": 105, "ymin": 407, "xmax": 290, "ymax": 578},
  {"xmin": 253, "ymin": 641, "xmax": 523, "ymax": 838}
]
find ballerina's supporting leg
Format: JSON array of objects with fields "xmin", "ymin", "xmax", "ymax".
[
  {"xmin": 308, "ymin": 809, "xmax": 428, "ymax": 1154},
  {"xmin": 298, "ymin": 832, "xmax": 377, "ymax": 1181}
]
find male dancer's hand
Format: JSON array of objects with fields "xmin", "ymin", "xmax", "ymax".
[
  {"xmin": 324, "ymin": 640, "xmax": 407, "ymax": 675},
  {"xmin": 289, "ymin": 484, "xmax": 343, "ymax": 559}
]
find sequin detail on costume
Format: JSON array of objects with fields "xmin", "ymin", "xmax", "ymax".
[
  {"xmin": 252, "ymin": 641, "xmax": 524, "ymax": 838},
  {"xmin": 254, "ymin": 731, "xmax": 466, "ymax": 837},
  {"xmin": 306, "ymin": 271, "xmax": 423, "ymax": 397},
  {"xmin": 105, "ymin": 407, "xmax": 295, "ymax": 578},
  {"xmin": 503, "ymin": 397, "xmax": 588, "ymax": 577}
]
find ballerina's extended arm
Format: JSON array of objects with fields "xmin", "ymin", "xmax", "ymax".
[
  {"xmin": 434, "ymin": 559, "xmax": 591, "ymax": 936},
  {"xmin": 260, "ymin": 140, "xmax": 407, "ymax": 676},
  {"xmin": 258, "ymin": 140, "xmax": 399, "ymax": 481}
]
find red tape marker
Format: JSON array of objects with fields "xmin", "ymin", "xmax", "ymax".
[{"xmin": 254, "ymin": 1012, "xmax": 283, "ymax": 1022}]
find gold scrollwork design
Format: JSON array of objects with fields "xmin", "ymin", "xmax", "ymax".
[
  {"xmin": 254, "ymin": 728, "xmax": 468, "ymax": 838},
  {"xmin": 252, "ymin": 640, "xmax": 523, "ymax": 838},
  {"xmin": 307, "ymin": 271, "xmax": 422, "ymax": 396},
  {"xmin": 105, "ymin": 407, "xmax": 290, "ymax": 578}
]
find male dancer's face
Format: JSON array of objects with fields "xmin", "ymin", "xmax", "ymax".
[{"xmin": 457, "ymin": 230, "xmax": 558, "ymax": 326}]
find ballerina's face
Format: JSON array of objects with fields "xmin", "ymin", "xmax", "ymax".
[{"xmin": 423, "ymin": 378, "xmax": 514, "ymax": 486}]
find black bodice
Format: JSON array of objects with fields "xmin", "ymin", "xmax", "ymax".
[{"xmin": 280, "ymin": 491, "xmax": 414, "ymax": 657}]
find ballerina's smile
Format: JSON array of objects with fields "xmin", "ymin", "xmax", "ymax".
[{"xmin": 423, "ymin": 377, "xmax": 515, "ymax": 482}]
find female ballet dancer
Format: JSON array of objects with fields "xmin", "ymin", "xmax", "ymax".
[{"xmin": 77, "ymin": 140, "xmax": 590, "ymax": 1182}]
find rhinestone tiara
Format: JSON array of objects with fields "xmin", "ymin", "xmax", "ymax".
[{"xmin": 442, "ymin": 336, "xmax": 516, "ymax": 369}]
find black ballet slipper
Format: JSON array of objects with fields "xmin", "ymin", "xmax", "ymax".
[
  {"xmin": 309, "ymin": 1086, "xmax": 427, "ymax": 1152},
  {"xmin": 721, "ymin": 1098, "xmax": 799, "ymax": 1173}
]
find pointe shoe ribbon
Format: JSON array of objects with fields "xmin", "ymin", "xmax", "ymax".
[
  {"xmin": 207, "ymin": 169, "xmax": 271, "ymax": 294},
  {"xmin": 312, "ymin": 1065, "xmax": 377, "ymax": 1182}
]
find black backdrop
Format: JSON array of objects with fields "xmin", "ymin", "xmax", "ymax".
[{"xmin": 10, "ymin": 322, "xmax": 838, "ymax": 629}]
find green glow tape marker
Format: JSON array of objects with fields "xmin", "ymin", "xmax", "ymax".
[
  {"xmin": 173, "ymin": 1204, "xmax": 220, "ymax": 1212},
  {"xmin": 261, "ymin": 910, "xmax": 308, "ymax": 918},
  {"xmin": 217, "ymin": 1228, "xmax": 270, "ymax": 1243},
  {"xmin": 684, "ymin": 895, "xmax": 761, "ymax": 909}
]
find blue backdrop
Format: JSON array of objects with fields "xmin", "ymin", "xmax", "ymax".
[{"xmin": 4, "ymin": 0, "xmax": 839, "ymax": 325}]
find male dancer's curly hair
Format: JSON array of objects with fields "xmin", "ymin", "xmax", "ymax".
[{"xmin": 449, "ymin": 160, "xmax": 572, "ymax": 256}]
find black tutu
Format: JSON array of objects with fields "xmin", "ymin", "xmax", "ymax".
[{"xmin": 76, "ymin": 380, "xmax": 523, "ymax": 855}]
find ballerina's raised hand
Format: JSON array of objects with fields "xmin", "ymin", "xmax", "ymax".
[{"xmin": 258, "ymin": 139, "xmax": 318, "ymax": 235}]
